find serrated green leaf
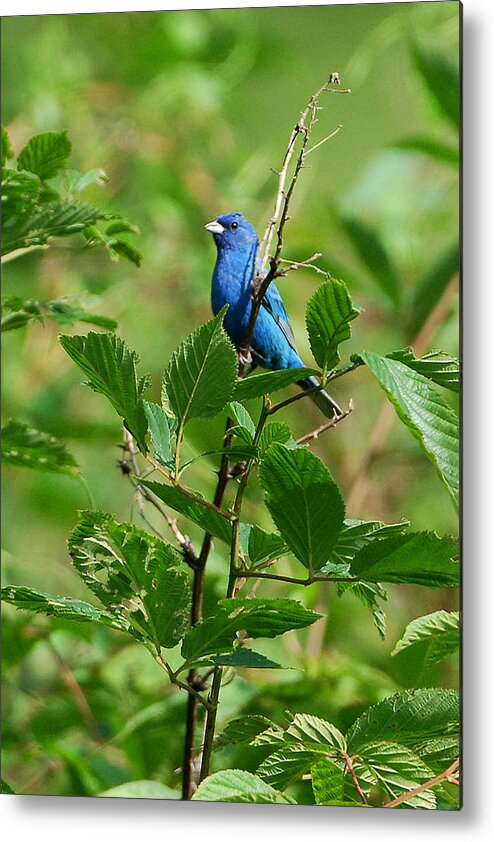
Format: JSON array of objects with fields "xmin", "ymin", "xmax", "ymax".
[
  {"xmin": 346, "ymin": 689, "xmax": 459, "ymax": 753},
  {"xmin": 192, "ymin": 769, "xmax": 295, "ymax": 804},
  {"xmin": 285, "ymin": 713, "xmax": 347, "ymax": 752},
  {"xmin": 324, "ymin": 517, "xmax": 410, "ymax": 568},
  {"xmin": 257, "ymin": 744, "xmax": 328, "ymax": 790},
  {"xmin": 1, "ymin": 586, "xmax": 128, "ymax": 632},
  {"xmin": 246, "ymin": 525, "xmax": 288, "ymax": 565},
  {"xmin": 181, "ymin": 598, "xmax": 320, "ymax": 662},
  {"xmin": 233, "ymin": 367, "xmax": 319, "ymax": 401},
  {"xmin": 208, "ymin": 649, "xmax": 284, "ymax": 669},
  {"xmin": 99, "ymin": 781, "xmax": 179, "ymax": 799},
  {"xmin": 353, "ymin": 740, "xmax": 438, "ymax": 808},
  {"xmin": 392, "ymin": 135, "xmax": 458, "ymax": 166},
  {"xmin": 1, "ymin": 296, "xmax": 116, "ymax": 332},
  {"xmin": 360, "ymin": 351, "xmax": 459, "ymax": 503},
  {"xmin": 413, "ymin": 43, "xmax": 459, "ymax": 128},
  {"xmin": 413, "ymin": 736, "xmax": 460, "ymax": 774},
  {"xmin": 408, "ymin": 244, "xmax": 459, "ymax": 335},
  {"xmin": 306, "ymin": 278, "xmax": 360, "ymax": 372},
  {"xmin": 217, "ymin": 716, "xmax": 276, "ymax": 747},
  {"xmin": 227, "ymin": 401, "xmax": 256, "ymax": 438},
  {"xmin": 311, "ymin": 758, "xmax": 346, "ymax": 805},
  {"xmin": 391, "ymin": 610, "xmax": 460, "ymax": 667},
  {"xmin": 258, "ymin": 421, "xmax": 292, "ymax": 454},
  {"xmin": 387, "ymin": 347, "xmax": 459, "ymax": 392},
  {"xmin": 68, "ymin": 511, "xmax": 191, "ymax": 649},
  {"xmin": 143, "ymin": 402, "xmax": 172, "ymax": 466},
  {"xmin": 350, "ymin": 531, "xmax": 459, "ymax": 587},
  {"xmin": 340, "ymin": 215, "xmax": 401, "ymax": 308},
  {"xmin": 164, "ymin": 307, "xmax": 238, "ymax": 428},
  {"xmin": 59, "ymin": 332, "xmax": 148, "ymax": 452},
  {"xmin": 17, "ymin": 130, "xmax": 72, "ymax": 179},
  {"xmin": 3, "ymin": 200, "xmax": 108, "ymax": 254},
  {"xmin": 1, "ymin": 420, "xmax": 79, "ymax": 479},
  {"xmin": 259, "ymin": 443, "xmax": 345, "ymax": 574},
  {"xmin": 140, "ymin": 479, "xmax": 233, "ymax": 544}
]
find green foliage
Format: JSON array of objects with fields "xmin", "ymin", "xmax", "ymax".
[
  {"xmin": 340, "ymin": 216, "xmax": 401, "ymax": 308},
  {"xmin": 216, "ymin": 689, "xmax": 459, "ymax": 808},
  {"xmin": 391, "ymin": 610, "xmax": 460, "ymax": 668},
  {"xmin": 193, "ymin": 769, "xmax": 296, "ymax": 804},
  {"xmin": 59, "ymin": 332, "xmax": 149, "ymax": 452},
  {"xmin": 143, "ymin": 402, "xmax": 173, "ymax": 467},
  {"xmin": 413, "ymin": 42, "xmax": 459, "ymax": 128},
  {"xmin": 387, "ymin": 347, "xmax": 460, "ymax": 392},
  {"xmin": 349, "ymin": 532, "xmax": 459, "ymax": 587},
  {"xmin": 305, "ymin": 278, "xmax": 360, "ymax": 373},
  {"xmin": 140, "ymin": 479, "xmax": 233, "ymax": 544},
  {"xmin": 68, "ymin": 511, "xmax": 192, "ymax": 651},
  {"xmin": 1, "ymin": 420, "xmax": 79, "ymax": 478},
  {"xmin": 1, "ymin": 127, "xmax": 141, "ymax": 261},
  {"xmin": 259, "ymin": 444, "xmax": 345, "ymax": 575},
  {"xmin": 99, "ymin": 781, "xmax": 179, "ymax": 799},
  {"xmin": 163, "ymin": 307, "xmax": 238, "ymax": 428},
  {"xmin": 359, "ymin": 352, "xmax": 459, "ymax": 504},
  {"xmin": 1, "ymin": 585, "xmax": 128, "ymax": 632},
  {"xmin": 1, "ymin": 294, "xmax": 117, "ymax": 332},
  {"xmin": 233, "ymin": 367, "xmax": 318, "ymax": 401}
]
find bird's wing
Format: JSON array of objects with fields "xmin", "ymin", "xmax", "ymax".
[{"xmin": 261, "ymin": 282, "xmax": 298, "ymax": 354}]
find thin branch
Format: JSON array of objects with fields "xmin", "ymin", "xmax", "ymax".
[
  {"xmin": 144, "ymin": 453, "xmax": 236, "ymax": 522},
  {"xmin": 305, "ymin": 124, "xmax": 343, "ymax": 157},
  {"xmin": 232, "ymin": 568, "xmax": 358, "ymax": 586},
  {"xmin": 296, "ymin": 400, "xmax": 354, "ymax": 444},
  {"xmin": 382, "ymin": 759, "xmax": 460, "ymax": 808},
  {"xmin": 343, "ymin": 753, "xmax": 368, "ymax": 805}
]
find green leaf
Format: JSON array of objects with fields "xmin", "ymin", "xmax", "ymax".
[
  {"xmin": 246, "ymin": 525, "xmax": 288, "ymax": 565},
  {"xmin": 285, "ymin": 713, "xmax": 347, "ymax": 753},
  {"xmin": 208, "ymin": 649, "xmax": 283, "ymax": 669},
  {"xmin": 181, "ymin": 598, "xmax": 320, "ymax": 662},
  {"xmin": 257, "ymin": 744, "xmax": 328, "ymax": 790},
  {"xmin": 1, "ymin": 296, "xmax": 117, "ymax": 332},
  {"xmin": 143, "ymin": 402, "xmax": 172, "ymax": 466},
  {"xmin": 1, "ymin": 586, "xmax": 128, "ymax": 632},
  {"xmin": 3, "ymin": 200, "xmax": 108, "ymax": 254},
  {"xmin": 325, "ymin": 517, "xmax": 410, "ymax": 567},
  {"xmin": 257, "ymin": 421, "xmax": 292, "ymax": 454},
  {"xmin": 164, "ymin": 307, "xmax": 238, "ymax": 427},
  {"xmin": 359, "ymin": 351, "xmax": 459, "ymax": 503},
  {"xmin": 1, "ymin": 778, "xmax": 16, "ymax": 795},
  {"xmin": 387, "ymin": 347, "xmax": 459, "ymax": 393},
  {"xmin": 63, "ymin": 168, "xmax": 108, "ymax": 194},
  {"xmin": 192, "ymin": 769, "xmax": 295, "ymax": 804},
  {"xmin": 413, "ymin": 736, "xmax": 460, "ymax": 774},
  {"xmin": 217, "ymin": 716, "xmax": 276, "ymax": 747},
  {"xmin": 59, "ymin": 332, "xmax": 148, "ymax": 452},
  {"xmin": 259, "ymin": 444, "xmax": 345, "ymax": 574},
  {"xmin": 346, "ymin": 689, "xmax": 459, "ymax": 753},
  {"xmin": 233, "ymin": 367, "xmax": 319, "ymax": 401},
  {"xmin": 140, "ymin": 479, "xmax": 233, "ymax": 544},
  {"xmin": 105, "ymin": 218, "xmax": 140, "ymax": 236},
  {"xmin": 305, "ymin": 278, "xmax": 361, "ymax": 372},
  {"xmin": 227, "ymin": 401, "xmax": 256, "ymax": 438},
  {"xmin": 68, "ymin": 511, "xmax": 191, "ymax": 649},
  {"xmin": 1, "ymin": 420, "xmax": 80, "ymax": 479},
  {"xmin": 109, "ymin": 239, "xmax": 142, "ymax": 267},
  {"xmin": 340, "ymin": 215, "xmax": 401, "ymax": 308},
  {"xmin": 391, "ymin": 610, "xmax": 460, "ymax": 667},
  {"xmin": 311, "ymin": 758, "xmax": 346, "ymax": 805},
  {"xmin": 354, "ymin": 740, "xmax": 437, "ymax": 808},
  {"xmin": 2, "ymin": 125, "xmax": 14, "ymax": 166},
  {"xmin": 413, "ymin": 43, "xmax": 459, "ymax": 128},
  {"xmin": 350, "ymin": 531, "xmax": 459, "ymax": 587},
  {"xmin": 392, "ymin": 135, "xmax": 458, "ymax": 166},
  {"xmin": 1, "ymin": 168, "xmax": 41, "ymax": 227},
  {"xmin": 17, "ymin": 130, "xmax": 72, "ymax": 179},
  {"xmin": 99, "ymin": 781, "xmax": 179, "ymax": 799}
]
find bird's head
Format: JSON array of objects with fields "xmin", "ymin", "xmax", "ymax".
[{"xmin": 204, "ymin": 212, "xmax": 258, "ymax": 252}]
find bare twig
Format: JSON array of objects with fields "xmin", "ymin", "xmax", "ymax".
[
  {"xmin": 238, "ymin": 78, "xmax": 350, "ymax": 373},
  {"xmin": 296, "ymin": 399, "xmax": 354, "ymax": 444},
  {"xmin": 343, "ymin": 753, "xmax": 368, "ymax": 805}
]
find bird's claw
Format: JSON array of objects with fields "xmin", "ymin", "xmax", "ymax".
[{"xmin": 239, "ymin": 349, "xmax": 252, "ymax": 366}]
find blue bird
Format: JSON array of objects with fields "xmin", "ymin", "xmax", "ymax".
[{"xmin": 205, "ymin": 211, "xmax": 342, "ymax": 418}]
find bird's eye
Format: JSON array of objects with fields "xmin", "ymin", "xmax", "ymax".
[{"xmin": 231, "ymin": 222, "xmax": 238, "ymax": 231}]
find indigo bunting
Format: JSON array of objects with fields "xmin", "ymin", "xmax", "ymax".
[{"xmin": 205, "ymin": 211, "xmax": 342, "ymax": 418}]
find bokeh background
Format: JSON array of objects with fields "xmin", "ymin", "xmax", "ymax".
[{"xmin": 2, "ymin": 2, "xmax": 460, "ymax": 798}]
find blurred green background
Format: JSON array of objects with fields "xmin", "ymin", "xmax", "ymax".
[{"xmin": 2, "ymin": 2, "xmax": 460, "ymax": 798}]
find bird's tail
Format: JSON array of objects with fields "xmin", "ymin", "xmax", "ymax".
[{"xmin": 297, "ymin": 375, "xmax": 343, "ymax": 419}]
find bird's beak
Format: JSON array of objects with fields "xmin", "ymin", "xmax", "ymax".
[{"xmin": 204, "ymin": 219, "xmax": 226, "ymax": 235}]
